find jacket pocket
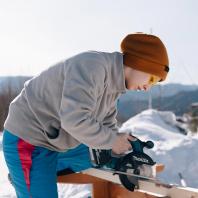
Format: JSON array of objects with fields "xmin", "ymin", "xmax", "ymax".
[
  {"xmin": 43, "ymin": 119, "xmax": 80, "ymax": 150},
  {"xmin": 43, "ymin": 119, "xmax": 60, "ymax": 140}
]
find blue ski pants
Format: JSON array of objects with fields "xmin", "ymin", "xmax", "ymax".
[{"xmin": 2, "ymin": 129, "xmax": 92, "ymax": 198}]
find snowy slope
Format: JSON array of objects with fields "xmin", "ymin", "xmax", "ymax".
[{"xmin": 120, "ymin": 109, "xmax": 198, "ymax": 188}]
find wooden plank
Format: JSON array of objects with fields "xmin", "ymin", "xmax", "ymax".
[
  {"xmin": 155, "ymin": 164, "xmax": 165, "ymax": 173},
  {"xmin": 58, "ymin": 172, "xmax": 103, "ymax": 184}
]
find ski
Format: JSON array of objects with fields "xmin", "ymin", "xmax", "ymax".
[{"xmin": 97, "ymin": 167, "xmax": 175, "ymax": 189}]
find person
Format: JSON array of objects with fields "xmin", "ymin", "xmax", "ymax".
[{"xmin": 2, "ymin": 32, "xmax": 169, "ymax": 198}]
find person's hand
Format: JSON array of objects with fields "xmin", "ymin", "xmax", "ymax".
[{"xmin": 112, "ymin": 133, "xmax": 136, "ymax": 155}]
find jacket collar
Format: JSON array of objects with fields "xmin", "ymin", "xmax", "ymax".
[{"xmin": 107, "ymin": 52, "xmax": 127, "ymax": 94}]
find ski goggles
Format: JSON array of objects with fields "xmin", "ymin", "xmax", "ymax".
[{"xmin": 148, "ymin": 74, "xmax": 161, "ymax": 86}]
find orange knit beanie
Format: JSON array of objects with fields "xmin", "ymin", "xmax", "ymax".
[{"xmin": 121, "ymin": 33, "xmax": 169, "ymax": 81}]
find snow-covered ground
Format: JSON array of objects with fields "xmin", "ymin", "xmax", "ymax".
[
  {"xmin": 119, "ymin": 109, "xmax": 198, "ymax": 188},
  {"xmin": 0, "ymin": 109, "xmax": 198, "ymax": 197}
]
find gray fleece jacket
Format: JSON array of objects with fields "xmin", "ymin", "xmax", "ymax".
[{"xmin": 4, "ymin": 51, "xmax": 127, "ymax": 152}]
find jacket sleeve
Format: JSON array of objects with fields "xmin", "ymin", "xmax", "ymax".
[{"xmin": 60, "ymin": 61, "xmax": 118, "ymax": 149}]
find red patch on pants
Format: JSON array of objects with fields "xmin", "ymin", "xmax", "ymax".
[{"xmin": 18, "ymin": 139, "xmax": 34, "ymax": 190}]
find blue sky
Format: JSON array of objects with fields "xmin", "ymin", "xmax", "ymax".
[{"xmin": 0, "ymin": 0, "xmax": 198, "ymax": 85}]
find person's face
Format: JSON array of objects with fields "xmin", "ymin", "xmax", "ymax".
[{"xmin": 124, "ymin": 65, "xmax": 160, "ymax": 91}]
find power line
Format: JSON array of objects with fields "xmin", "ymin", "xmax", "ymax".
[{"xmin": 181, "ymin": 64, "xmax": 196, "ymax": 85}]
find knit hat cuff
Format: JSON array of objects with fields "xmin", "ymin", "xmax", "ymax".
[{"xmin": 123, "ymin": 53, "xmax": 169, "ymax": 81}]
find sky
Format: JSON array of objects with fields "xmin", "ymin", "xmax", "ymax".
[{"xmin": 0, "ymin": 0, "xmax": 198, "ymax": 85}]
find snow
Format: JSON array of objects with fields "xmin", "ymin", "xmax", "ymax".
[
  {"xmin": 119, "ymin": 109, "xmax": 198, "ymax": 188},
  {"xmin": 0, "ymin": 145, "xmax": 17, "ymax": 197},
  {"xmin": 1, "ymin": 109, "xmax": 198, "ymax": 197}
]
